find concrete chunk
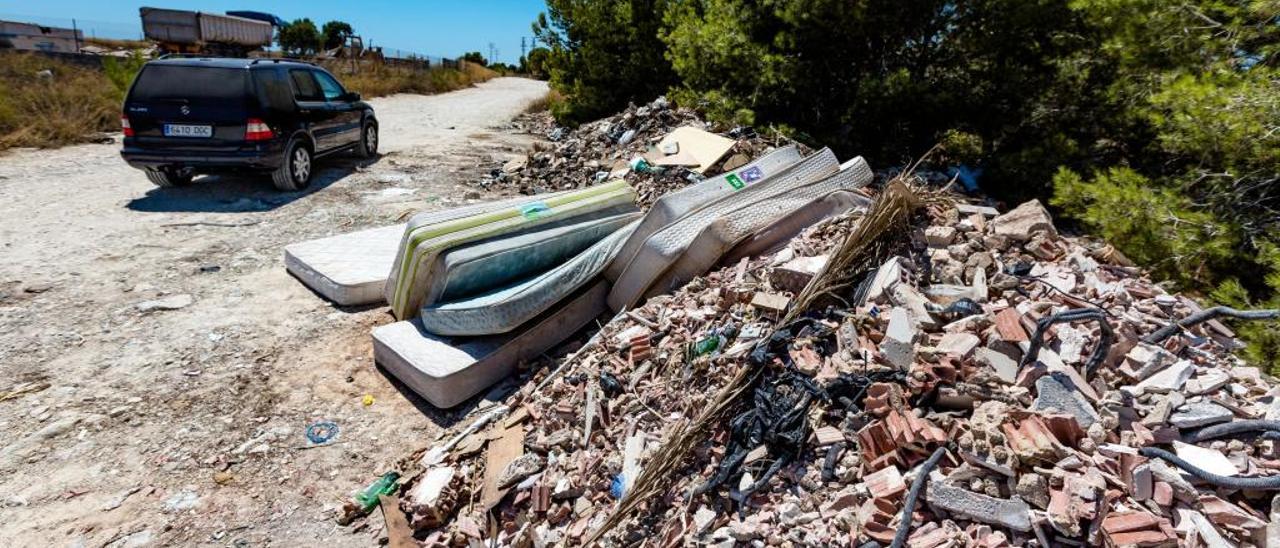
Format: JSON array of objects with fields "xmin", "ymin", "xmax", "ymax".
[
  {"xmin": 937, "ymin": 332, "xmax": 980, "ymax": 359},
  {"xmin": 882, "ymin": 307, "xmax": 916, "ymax": 369},
  {"xmin": 976, "ymin": 347, "xmax": 1019, "ymax": 384},
  {"xmin": 1172, "ymin": 441, "xmax": 1238, "ymax": 477},
  {"xmin": 1169, "ymin": 401, "xmax": 1233, "ymax": 429},
  {"xmin": 1135, "ymin": 360, "xmax": 1195, "ymax": 394},
  {"xmin": 928, "ymin": 480, "xmax": 1032, "ymax": 532},
  {"xmin": 1032, "ymin": 373, "xmax": 1100, "ymax": 428},
  {"xmin": 992, "ymin": 200, "xmax": 1058, "ymax": 241}
]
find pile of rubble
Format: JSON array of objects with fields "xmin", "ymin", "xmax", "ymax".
[
  {"xmin": 492, "ymin": 97, "xmax": 787, "ymax": 207},
  {"xmin": 386, "ymin": 187, "xmax": 1280, "ymax": 547}
]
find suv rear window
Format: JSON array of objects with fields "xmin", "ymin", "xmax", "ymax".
[{"xmin": 130, "ymin": 66, "xmax": 248, "ymax": 101}]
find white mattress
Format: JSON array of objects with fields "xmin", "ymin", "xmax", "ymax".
[
  {"xmin": 385, "ymin": 180, "xmax": 637, "ymax": 320},
  {"xmin": 604, "ymin": 145, "xmax": 803, "ymax": 281},
  {"xmin": 284, "ymin": 224, "xmax": 406, "ymax": 306},
  {"xmin": 646, "ymin": 159, "xmax": 874, "ymax": 300},
  {"xmin": 373, "ymin": 281, "xmax": 610, "ymax": 408},
  {"xmin": 421, "ymin": 220, "xmax": 638, "ymax": 336},
  {"xmin": 607, "ymin": 149, "xmax": 840, "ymax": 311}
]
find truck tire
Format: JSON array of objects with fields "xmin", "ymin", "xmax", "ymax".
[
  {"xmin": 146, "ymin": 167, "xmax": 194, "ymax": 188},
  {"xmin": 272, "ymin": 139, "xmax": 313, "ymax": 191},
  {"xmin": 355, "ymin": 122, "xmax": 378, "ymax": 159}
]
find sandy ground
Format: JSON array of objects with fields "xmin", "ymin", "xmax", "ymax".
[{"xmin": 0, "ymin": 77, "xmax": 549, "ymax": 547}]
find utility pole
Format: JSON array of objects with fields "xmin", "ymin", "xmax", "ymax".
[
  {"xmin": 520, "ymin": 37, "xmax": 526, "ymax": 61},
  {"xmin": 71, "ymin": 18, "xmax": 80, "ymax": 52},
  {"xmin": 488, "ymin": 42, "xmax": 495, "ymax": 64}
]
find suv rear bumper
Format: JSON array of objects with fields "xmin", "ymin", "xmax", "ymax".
[{"xmin": 121, "ymin": 142, "xmax": 286, "ymax": 171}]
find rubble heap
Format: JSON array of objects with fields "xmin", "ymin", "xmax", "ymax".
[
  {"xmin": 391, "ymin": 184, "xmax": 1280, "ymax": 547},
  {"xmin": 492, "ymin": 97, "xmax": 788, "ymax": 207}
]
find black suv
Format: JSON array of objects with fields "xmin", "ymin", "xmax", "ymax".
[{"xmin": 120, "ymin": 57, "xmax": 378, "ymax": 191}]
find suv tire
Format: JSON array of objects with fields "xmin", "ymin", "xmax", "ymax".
[
  {"xmin": 356, "ymin": 122, "xmax": 378, "ymax": 159},
  {"xmin": 146, "ymin": 168, "xmax": 194, "ymax": 188},
  {"xmin": 272, "ymin": 140, "xmax": 313, "ymax": 191}
]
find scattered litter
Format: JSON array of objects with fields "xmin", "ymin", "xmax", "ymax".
[{"xmin": 305, "ymin": 421, "xmax": 340, "ymax": 444}]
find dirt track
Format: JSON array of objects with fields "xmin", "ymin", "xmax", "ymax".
[{"xmin": 0, "ymin": 77, "xmax": 548, "ymax": 547}]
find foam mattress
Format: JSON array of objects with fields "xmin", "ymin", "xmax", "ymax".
[
  {"xmin": 607, "ymin": 149, "xmax": 841, "ymax": 311},
  {"xmin": 422, "ymin": 219, "xmax": 639, "ymax": 336},
  {"xmin": 644, "ymin": 160, "xmax": 873, "ymax": 300},
  {"xmin": 604, "ymin": 145, "xmax": 803, "ymax": 281},
  {"xmin": 430, "ymin": 212, "xmax": 640, "ymax": 304},
  {"xmin": 722, "ymin": 189, "xmax": 873, "ymax": 265},
  {"xmin": 284, "ymin": 224, "xmax": 407, "ymax": 306},
  {"xmin": 385, "ymin": 180, "xmax": 638, "ymax": 319},
  {"xmin": 373, "ymin": 280, "xmax": 609, "ymax": 408}
]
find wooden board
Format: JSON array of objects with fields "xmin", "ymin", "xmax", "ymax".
[
  {"xmin": 481, "ymin": 424, "xmax": 525, "ymax": 509},
  {"xmin": 656, "ymin": 126, "xmax": 735, "ymax": 174}
]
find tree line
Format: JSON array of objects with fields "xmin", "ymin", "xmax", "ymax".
[{"xmin": 532, "ymin": 0, "xmax": 1280, "ymax": 369}]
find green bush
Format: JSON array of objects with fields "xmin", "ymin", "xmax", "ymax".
[{"xmin": 532, "ymin": 0, "xmax": 676, "ymax": 125}]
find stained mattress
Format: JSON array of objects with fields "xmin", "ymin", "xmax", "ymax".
[
  {"xmin": 385, "ymin": 180, "xmax": 638, "ymax": 319},
  {"xmin": 373, "ymin": 280, "xmax": 609, "ymax": 408},
  {"xmin": 604, "ymin": 145, "xmax": 804, "ymax": 281},
  {"xmin": 421, "ymin": 219, "xmax": 639, "ymax": 336},
  {"xmin": 428, "ymin": 212, "xmax": 640, "ymax": 305},
  {"xmin": 644, "ymin": 159, "xmax": 874, "ymax": 300},
  {"xmin": 283, "ymin": 224, "xmax": 407, "ymax": 306},
  {"xmin": 607, "ymin": 149, "xmax": 841, "ymax": 311}
]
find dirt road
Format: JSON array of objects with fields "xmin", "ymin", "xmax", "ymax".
[{"xmin": 0, "ymin": 77, "xmax": 548, "ymax": 547}]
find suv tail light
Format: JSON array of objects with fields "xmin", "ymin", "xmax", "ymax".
[
  {"xmin": 245, "ymin": 118, "xmax": 274, "ymax": 141},
  {"xmin": 121, "ymin": 114, "xmax": 134, "ymax": 137}
]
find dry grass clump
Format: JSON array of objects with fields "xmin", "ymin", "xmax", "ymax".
[
  {"xmin": 331, "ymin": 60, "xmax": 498, "ymax": 99},
  {"xmin": 0, "ymin": 52, "xmax": 122, "ymax": 149}
]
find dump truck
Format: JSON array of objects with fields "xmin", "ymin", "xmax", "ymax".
[{"xmin": 139, "ymin": 7, "xmax": 274, "ymax": 57}]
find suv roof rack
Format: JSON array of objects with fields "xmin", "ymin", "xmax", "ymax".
[
  {"xmin": 249, "ymin": 57, "xmax": 316, "ymax": 66},
  {"xmin": 157, "ymin": 53, "xmax": 217, "ymax": 60}
]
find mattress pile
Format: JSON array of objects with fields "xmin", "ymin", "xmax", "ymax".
[{"xmin": 285, "ymin": 146, "xmax": 875, "ymax": 408}]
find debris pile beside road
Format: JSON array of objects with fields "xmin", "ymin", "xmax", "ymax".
[
  {"xmin": 494, "ymin": 97, "xmax": 790, "ymax": 207},
  {"xmin": 381, "ymin": 174, "xmax": 1280, "ymax": 547}
]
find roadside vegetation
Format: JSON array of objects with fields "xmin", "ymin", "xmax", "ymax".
[
  {"xmin": 327, "ymin": 61, "xmax": 497, "ymax": 99},
  {"xmin": 533, "ymin": 0, "xmax": 1280, "ymax": 369},
  {"xmin": 0, "ymin": 51, "xmax": 143, "ymax": 149}
]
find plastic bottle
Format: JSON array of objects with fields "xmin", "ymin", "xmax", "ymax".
[{"xmin": 353, "ymin": 472, "xmax": 400, "ymax": 512}]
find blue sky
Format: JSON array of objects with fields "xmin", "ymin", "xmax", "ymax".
[{"xmin": 0, "ymin": 0, "xmax": 548, "ymax": 63}]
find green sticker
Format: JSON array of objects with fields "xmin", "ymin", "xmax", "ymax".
[
  {"xmin": 518, "ymin": 201, "xmax": 552, "ymax": 219},
  {"xmin": 726, "ymin": 173, "xmax": 745, "ymax": 190}
]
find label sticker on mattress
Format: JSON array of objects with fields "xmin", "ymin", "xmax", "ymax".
[
  {"xmin": 726, "ymin": 173, "xmax": 745, "ymax": 190},
  {"xmin": 518, "ymin": 201, "xmax": 552, "ymax": 219},
  {"xmin": 739, "ymin": 166, "xmax": 764, "ymax": 183}
]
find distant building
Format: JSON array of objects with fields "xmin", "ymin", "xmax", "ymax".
[{"xmin": 0, "ymin": 20, "xmax": 83, "ymax": 53}]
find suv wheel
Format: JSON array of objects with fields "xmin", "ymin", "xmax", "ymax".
[
  {"xmin": 146, "ymin": 167, "xmax": 194, "ymax": 188},
  {"xmin": 272, "ymin": 140, "xmax": 313, "ymax": 191},
  {"xmin": 356, "ymin": 122, "xmax": 378, "ymax": 159}
]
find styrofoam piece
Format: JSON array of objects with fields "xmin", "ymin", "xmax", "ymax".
[
  {"xmin": 284, "ymin": 224, "xmax": 406, "ymax": 305},
  {"xmin": 607, "ymin": 149, "xmax": 841, "ymax": 311},
  {"xmin": 605, "ymin": 145, "xmax": 803, "ymax": 281},
  {"xmin": 721, "ymin": 189, "xmax": 872, "ymax": 265},
  {"xmin": 373, "ymin": 280, "xmax": 609, "ymax": 408},
  {"xmin": 430, "ymin": 212, "xmax": 640, "ymax": 304},
  {"xmin": 386, "ymin": 180, "xmax": 637, "ymax": 319},
  {"xmin": 422, "ymin": 220, "xmax": 638, "ymax": 336},
  {"xmin": 646, "ymin": 162, "xmax": 873, "ymax": 299}
]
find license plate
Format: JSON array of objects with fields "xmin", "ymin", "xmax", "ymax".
[{"xmin": 163, "ymin": 124, "xmax": 213, "ymax": 138}]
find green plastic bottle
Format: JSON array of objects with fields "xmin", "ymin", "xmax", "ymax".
[{"xmin": 354, "ymin": 472, "xmax": 400, "ymax": 512}]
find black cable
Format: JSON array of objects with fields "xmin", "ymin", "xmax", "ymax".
[
  {"xmin": 1185, "ymin": 420, "xmax": 1280, "ymax": 443},
  {"xmin": 1143, "ymin": 306, "xmax": 1279, "ymax": 344},
  {"xmin": 889, "ymin": 446, "xmax": 947, "ymax": 548},
  {"xmin": 1018, "ymin": 308, "xmax": 1115, "ymax": 380},
  {"xmin": 1139, "ymin": 447, "xmax": 1280, "ymax": 490}
]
